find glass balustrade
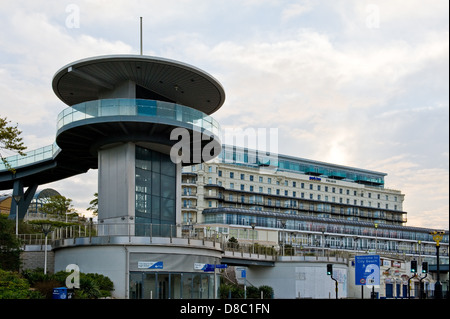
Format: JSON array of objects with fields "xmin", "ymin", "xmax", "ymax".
[{"xmin": 1, "ymin": 99, "xmax": 220, "ymax": 171}]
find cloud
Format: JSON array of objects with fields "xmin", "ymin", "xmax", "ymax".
[{"xmin": 0, "ymin": 1, "xmax": 447, "ymax": 229}]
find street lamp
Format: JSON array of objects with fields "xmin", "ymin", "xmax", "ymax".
[
  {"xmin": 12, "ymin": 195, "xmax": 22, "ymax": 236},
  {"xmin": 430, "ymin": 230, "xmax": 445, "ymax": 299},
  {"xmin": 41, "ymin": 223, "xmax": 52, "ymax": 275},
  {"xmin": 251, "ymin": 222, "xmax": 256, "ymax": 255},
  {"xmin": 374, "ymin": 223, "xmax": 378, "ymax": 254}
]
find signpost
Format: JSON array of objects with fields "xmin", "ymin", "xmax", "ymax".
[{"xmin": 355, "ymin": 255, "xmax": 380, "ymax": 299}]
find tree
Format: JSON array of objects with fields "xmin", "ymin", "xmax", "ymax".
[
  {"xmin": 87, "ymin": 192, "xmax": 98, "ymax": 216},
  {"xmin": 0, "ymin": 215, "xmax": 22, "ymax": 271},
  {"xmin": 0, "ymin": 116, "xmax": 27, "ymax": 173},
  {"xmin": 39, "ymin": 195, "xmax": 77, "ymax": 221}
]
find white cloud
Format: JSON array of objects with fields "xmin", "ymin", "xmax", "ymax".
[{"xmin": 0, "ymin": 0, "xmax": 447, "ymax": 229}]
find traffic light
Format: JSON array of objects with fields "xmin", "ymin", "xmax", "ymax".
[
  {"xmin": 411, "ymin": 260, "xmax": 417, "ymax": 273},
  {"xmin": 327, "ymin": 264, "xmax": 333, "ymax": 276},
  {"xmin": 422, "ymin": 262, "xmax": 428, "ymax": 274}
]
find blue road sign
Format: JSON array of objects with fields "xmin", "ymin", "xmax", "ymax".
[
  {"xmin": 203, "ymin": 264, "xmax": 215, "ymax": 272},
  {"xmin": 215, "ymin": 264, "xmax": 228, "ymax": 269},
  {"xmin": 355, "ymin": 255, "xmax": 380, "ymax": 286}
]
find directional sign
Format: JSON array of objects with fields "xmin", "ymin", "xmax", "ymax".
[
  {"xmin": 138, "ymin": 261, "xmax": 163, "ymax": 269},
  {"xmin": 355, "ymin": 255, "xmax": 380, "ymax": 286},
  {"xmin": 215, "ymin": 264, "xmax": 228, "ymax": 269}
]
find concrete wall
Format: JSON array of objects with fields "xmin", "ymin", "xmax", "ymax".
[
  {"xmin": 246, "ymin": 257, "xmax": 348, "ymax": 299},
  {"xmin": 98, "ymin": 142, "xmax": 136, "ymax": 225},
  {"xmin": 20, "ymin": 246, "xmax": 54, "ymax": 273}
]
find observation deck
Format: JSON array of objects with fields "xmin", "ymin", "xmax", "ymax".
[{"xmin": 0, "ymin": 55, "xmax": 226, "ymax": 225}]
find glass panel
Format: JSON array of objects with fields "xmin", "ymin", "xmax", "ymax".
[
  {"xmin": 182, "ymin": 273, "xmax": 193, "ymax": 299},
  {"xmin": 143, "ymin": 273, "xmax": 156, "ymax": 299},
  {"xmin": 129, "ymin": 273, "xmax": 143, "ymax": 299},
  {"xmin": 158, "ymin": 273, "xmax": 170, "ymax": 299}
]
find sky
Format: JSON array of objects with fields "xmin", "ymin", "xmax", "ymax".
[{"xmin": 0, "ymin": 0, "xmax": 448, "ymax": 230}]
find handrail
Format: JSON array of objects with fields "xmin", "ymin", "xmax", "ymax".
[{"xmin": 1, "ymin": 99, "xmax": 221, "ymax": 172}]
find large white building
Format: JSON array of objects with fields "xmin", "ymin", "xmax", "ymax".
[{"xmin": 182, "ymin": 145, "xmax": 448, "ymax": 298}]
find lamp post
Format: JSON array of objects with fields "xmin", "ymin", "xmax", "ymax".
[
  {"xmin": 280, "ymin": 220, "xmax": 286, "ymax": 256},
  {"xmin": 374, "ymin": 223, "xmax": 378, "ymax": 254},
  {"xmin": 251, "ymin": 222, "xmax": 256, "ymax": 255},
  {"xmin": 12, "ymin": 195, "xmax": 22, "ymax": 236},
  {"xmin": 41, "ymin": 223, "xmax": 52, "ymax": 275},
  {"xmin": 430, "ymin": 231, "xmax": 444, "ymax": 299}
]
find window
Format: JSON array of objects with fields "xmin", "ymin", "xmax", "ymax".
[
  {"xmin": 135, "ymin": 146, "xmax": 176, "ymax": 237},
  {"xmin": 250, "ymin": 175, "xmax": 254, "ymax": 181},
  {"xmin": 218, "ymin": 170, "xmax": 222, "ymax": 177},
  {"xmin": 240, "ymin": 184, "xmax": 245, "ymax": 191},
  {"xmin": 240, "ymin": 173, "xmax": 245, "ymax": 180},
  {"xmin": 259, "ymin": 176, "xmax": 263, "ymax": 183},
  {"xmin": 230, "ymin": 172, "xmax": 234, "ymax": 178},
  {"xmin": 230, "ymin": 183, "xmax": 234, "ymax": 189}
]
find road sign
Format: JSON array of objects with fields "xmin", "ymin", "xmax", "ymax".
[
  {"xmin": 215, "ymin": 264, "xmax": 228, "ymax": 269},
  {"xmin": 355, "ymin": 255, "xmax": 380, "ymax": 286}
]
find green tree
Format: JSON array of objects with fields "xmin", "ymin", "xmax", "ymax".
[
  {"xmin": 87, "ymin": 192, "xmax": 98, "ymax": 216},
  {"xmin": 39, "ymin": 195, "xmax": 77, "ymax": 221},
  {"xmin": 0, "ymin": 215, "xmax": 22, "ymax": 271},
  {"xmin": 0, "ymin": 116, "xmax": 27, "ymax": 173}
]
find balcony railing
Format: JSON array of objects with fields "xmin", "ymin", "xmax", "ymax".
[{"xmin": 57, "ymin": 98, "xmax": 221, "ymax": 137}]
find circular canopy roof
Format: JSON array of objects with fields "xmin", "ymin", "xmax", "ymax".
[{"xmin": 52, "ymin": 55, "xmax": 226, "ymax": 115}]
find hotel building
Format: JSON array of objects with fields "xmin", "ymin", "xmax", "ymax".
[{"xmin": 182, "ymin": 145, "xmax": 447, "ymax": 258}]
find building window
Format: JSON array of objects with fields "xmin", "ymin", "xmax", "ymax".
[
  {"xmin": 218, "ymin": 170, "xmax": 222, "ymax": 177},
  {"xmin": 135, "ymin": 146, "xmax": 176, "ymax": 237},
  {"xmin": 240, "ymin": 173, "xmax": 245, "ymax": 180},
  {"xmin": 230, "ymin": 172, "xmax": 234, "ymax": 178},
  {"xmin": 240, "ymin": 184, "xmax": 245, "ymax": 191}
]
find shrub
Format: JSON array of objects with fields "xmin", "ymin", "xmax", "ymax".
[{"xmin": 0, "ymin": 269, "xmax": 43, "ymax": 299}]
